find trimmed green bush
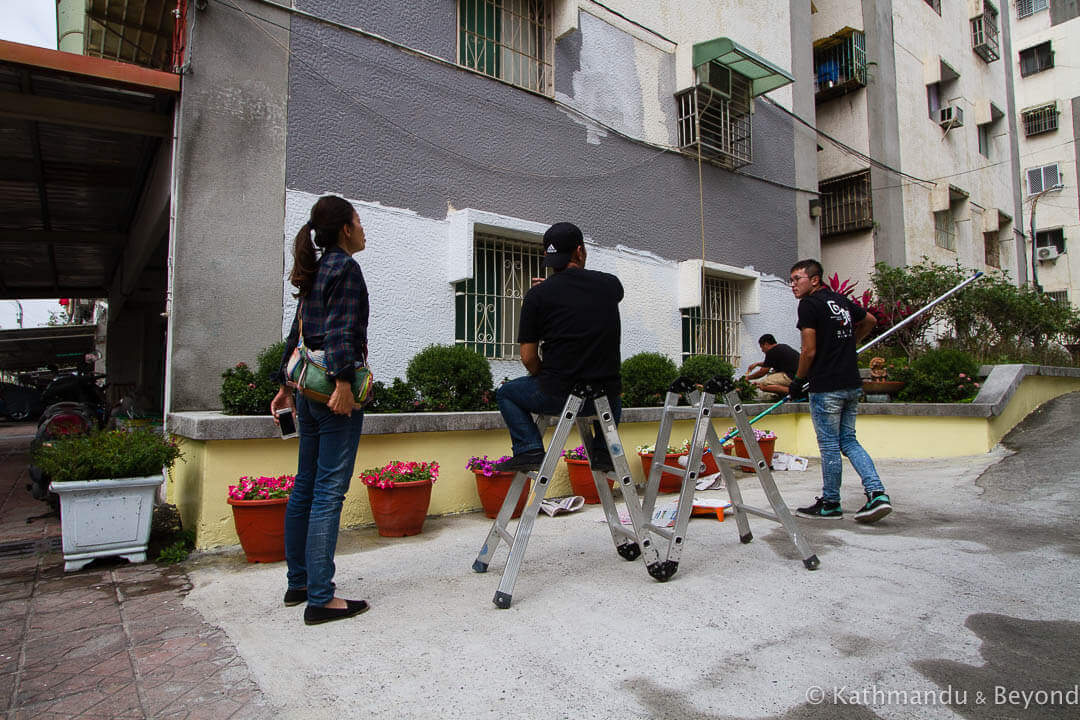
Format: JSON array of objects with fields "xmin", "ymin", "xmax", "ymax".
[
  {"xmin": 368, "ymin": 378, "xmax": 421, "ymax": 413},
  {"xmin": 33, "ymin": 428, "xmax": 183, "ymax": 483},
  {"xmin": 897, "ymin": 348, "xmax": 981, "ymax": 403},
  {"xmin": 406, "ymin": 344, "xmax": 495, "ymax": 411},
  {"xmin": 621, "ymin": 352, "xmax": 678, "ymax": 407},
  {"xmin": 679, "ymin": 355, "xmax": 735, "ymax": 386},
  {"xmin": 220, "ymin": 341, "xmax": 286, "ymax": 415}
]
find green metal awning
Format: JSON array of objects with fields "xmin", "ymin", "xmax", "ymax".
[{"xmin": 692, "ymin": 37, "xmax": 794, "ymax": 97}]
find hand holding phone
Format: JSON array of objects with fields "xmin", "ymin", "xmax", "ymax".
[{"xmin": 275, "ymin": 408, "xmax": 297, "ymax": 438}]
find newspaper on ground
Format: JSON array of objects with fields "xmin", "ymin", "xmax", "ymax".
[
  {"xmin": 771, "ymin": 452, "xmax": 808, "ymax": 471},
  {"xmin": 539, "ymin": 495, "xmax": 586, "ymax": 517}
]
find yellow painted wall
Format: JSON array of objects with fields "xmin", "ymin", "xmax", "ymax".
[{"xmin": 171, "ymin": 377, "xmax": 1080, "ymax": 549}]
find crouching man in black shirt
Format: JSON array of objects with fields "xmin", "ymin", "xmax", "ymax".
[
  {"xmin": 788, "ymin": 259, "xmax": 892, "ymax": 524},
  {"xmin": 493, "ymin": 222, "xmax": 623, "ymax": 472}
]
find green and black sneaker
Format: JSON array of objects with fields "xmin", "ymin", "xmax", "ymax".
[
  {"xmin": 854, "ymin": 491, "xmax": 892, "ymax": 524},
  {"xmin": 796, "ymin": 497, "xmax": 843, "ymax": 519}
]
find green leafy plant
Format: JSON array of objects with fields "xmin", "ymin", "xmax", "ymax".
[
  {"xmin": 406, "ymin": 345, "xmax": 495, "ymax": 411},
  {"xmin": 155, "ymin": 529, "xmax": 196, "ymax": 564},
  {"xmin": 734, "ymin": 376, "xmax": 758, "ymax": 402},
  {"xmin": 33, "ymin": 428, "xmax": 183, "ymax": 483},
  {"xmin": 897, "ymin": 348, "xmax": 981, "ymax": 403},
  {"xmin": 220, "ymin": 341, "xmax": 286, "ymax": 415},
  {"xmin": 367, "ymin": 378, "xmax": 421, "ymax": 413},
  {"xmin": 679, "ymin": 355, "xmax": 735, "ymax": 386},
  {"xmin": 621, "ymin": 352, "xmax": 678, "ymax": 407},
  {"xmin": 148, "ymin": 504, "xmax": 193, "ymax": 563}
]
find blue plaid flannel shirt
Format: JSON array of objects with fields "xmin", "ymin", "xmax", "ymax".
[{"xmin": 278, "ymin": 246, "xmax": 369, "ymax": 385}]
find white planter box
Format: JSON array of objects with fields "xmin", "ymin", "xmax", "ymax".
[{"xmin": 48, "ymin": 475, "xmax": 162, "ymax": 572}]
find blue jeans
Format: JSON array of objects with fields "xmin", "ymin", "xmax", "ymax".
[
  {"xmin": 286, "ymin": 394, "xmax": 364, "ymax": 607},
  {"xmin": 808, "ymin": 388, "xmax": 884, "ymax": 503},
  {"xmin": 496, "ymin": 376, "xmax": 621, "ymax": 456}
]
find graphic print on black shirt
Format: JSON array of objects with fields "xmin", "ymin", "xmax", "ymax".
[
  {"xmin": 796, "ymin": 287, "xmax": 866, "ymax": 393},
  {"xmin": 517, "ymin": 267, "xmax": 623, "ymax": 397}
]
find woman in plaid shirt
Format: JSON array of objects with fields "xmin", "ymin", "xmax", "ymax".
[{"xmin": 271, "ymin": 195, "xmax": 370, "ymax": 626}]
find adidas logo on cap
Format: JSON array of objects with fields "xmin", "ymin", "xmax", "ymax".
[{"xmin": 546, "ymin": 244, "xmax": 557, "ymax": 253}]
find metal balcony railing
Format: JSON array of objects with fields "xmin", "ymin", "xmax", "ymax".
[
  {"xmin": 971, "ymin": 12, "xmax": 1000, "ymax": 63},
  {"xmin": 813, "ymin": 30, "xmax": 867, "ymax": 102},
  {"xmin": 676, "ymin": 73, "xmax": 754, "ymax": 170},
  {"xmin": 1022, "ymin": 103, "xmax": 1059, "ymax": 136}
]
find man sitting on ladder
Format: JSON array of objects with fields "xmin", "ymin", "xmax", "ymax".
[{"xmin": 493, "ymin": 222, "xmax": 624, "ymax": 472}]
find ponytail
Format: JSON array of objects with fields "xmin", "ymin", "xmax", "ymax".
[{"xmin": 288, "ymin": 195, "xmax": 356, "ymax": 297}]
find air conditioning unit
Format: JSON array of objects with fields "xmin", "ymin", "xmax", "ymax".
[
  {"xmin": 1037, "ymin": 246, "xmax": 1060, "ymax": 261},
  {"xmin": 939, "ymin": 105, "xmax": 964, "ymax": 128}
]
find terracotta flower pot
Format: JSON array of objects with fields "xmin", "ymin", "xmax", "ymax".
[
  {"xmin": 474, "ymin": 470, "xmax": 530, "ymax": 518},
  {"xmin": 365, "ymin": 479, "xmax": 433, "ymax": 537},
  {"xmin": 227, "ymin": 496, "xmax": 288, "ymax": 563},
  {"xmin": 563, "ymin": 458, "xmax": 615, "ymax": 504},
  {"xmin": 639, "ymin": 452, "xmax": 687, "ymax": 493},
  {"xmin": 729, "ymin": 437, "xmax": 777, "ymax": 473}
]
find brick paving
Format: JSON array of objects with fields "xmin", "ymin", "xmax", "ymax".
[{"xmin": 0, "ymin": 425, "xmax": 271, "ymax": 719}]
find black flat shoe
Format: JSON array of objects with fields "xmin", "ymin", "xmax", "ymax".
[
  {"xmin": 283, "ymin": 588, "xmax": 307, "ymax": 606},
  {"xmin": 304, "ymin": 599, "xmax": 370, "ymax": 626}
]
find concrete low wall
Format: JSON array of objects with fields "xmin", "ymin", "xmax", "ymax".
[{"xmin": 168, "ymin": 365, "xmax": 1080, "ymax": 549}]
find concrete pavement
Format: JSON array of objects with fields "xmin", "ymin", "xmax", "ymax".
[{"xmin": 3, "ymin": 392, "xmax": 1080, "ymax": 718}]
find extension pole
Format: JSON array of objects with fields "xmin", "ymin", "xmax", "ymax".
[{"xmin": 720, "ymin": 271, "xmax": 985, "ymax": 445}]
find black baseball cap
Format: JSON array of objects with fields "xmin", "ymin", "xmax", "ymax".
[{"xmin": 542, "ymin": 222, "xmax": 584, "ymax": 269}]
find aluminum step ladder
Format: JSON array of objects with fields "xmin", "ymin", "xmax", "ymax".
[
  {"xmin": 639, "ymin": 376, "xmax": 819, "ymax": 576},
  {"xmin": 472, "ymin": 383, "xmax": 659, "ymax": 609}
]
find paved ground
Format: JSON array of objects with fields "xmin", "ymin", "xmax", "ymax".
[{"xmin": 2, "ymin": 393, "xmax": 1079, "ymax": 719}]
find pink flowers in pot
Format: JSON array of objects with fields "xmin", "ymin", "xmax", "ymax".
[
  {"xmin": 562, "ymin": 445, "xmax": 589, "ymax": 460},
  {"xmin": 228, "ymin": 475, "xmax": 295, "ymax": 501},
  {"xmin": 360, "ymin": 461, "xmax": 439, "ymax": 489},
  {"xmin": 726, "ymin": 427, "xmax": 777, "ymax": 441},
  {"xmin": 466, "ymin": 455, "xmax": 512, "ymax": 476}
]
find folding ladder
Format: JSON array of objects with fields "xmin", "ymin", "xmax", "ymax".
[
  {"xmin": 639, "ymin": 377, "xmax": 819, "ymax": 575},
  {"xmin": 472, "ymin": 383, "xmax": 659, "ymax": 609}
]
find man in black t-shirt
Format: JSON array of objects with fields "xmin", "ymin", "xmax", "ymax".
[
  {"xmin": 787, "ymin": 259, "xmax": 892, "ymax": 524},
  {"xmin": 494, "ymin": 222, "xmax": 623, "ymax": 472},
  {"xmin": 744, "ymin": 333, "xmax": 800, "ymax": 396}
]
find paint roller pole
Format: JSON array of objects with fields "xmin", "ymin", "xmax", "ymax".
[{"xmin": 720, "ymin": 271, "xmax": 985, "ymax": 445}]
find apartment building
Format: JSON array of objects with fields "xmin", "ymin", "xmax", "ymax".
[
  {"xmin": 811, "ymin": 0, "xmax": 1024, "ymax": 291},
  {"xmin": 1009, "ymin": 0, "xmax": 1080, "ymax": 306}
]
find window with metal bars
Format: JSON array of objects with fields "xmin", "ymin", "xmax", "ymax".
[
  {"xmin": 1045, "ymin": 290, "xmax": 1070, "ymax": 304},
  {"xmin": 971, "ymin": 3, "xmax": 1000, "ymax": 63},
  {"xmin": 1021, "ymin": 103, "xmax": 1058, "ymax": 136},
  {"xmin": 675, "ymin": 70, "xmax": 754, "ymax": 169},
  {"xmin": 813, "ymin": 29, "xmax": 867, "ymax": 101},
  {"xmin": 819, "ymin": 169, "xmax": 873, "ymax": 237},
  {"xmin": 1019, "ymin": 42, "xmax": 1054, "ymax": 76},
  {"xmin": 681, "ymin": 276, "xmax": 741, "ymax": 365},
  {"xmin": 458, "ymin": 0, "xmax": 553, "ymax": 95},
  {"xmin": 1016, "ymin": 0, "xmax": 1049, "ymax": 19},
  {"xmin": 454, "ymin": 232, "xmax": 545, "ymax": 359},
  {"xmin": 983, "ymin": 232, "xmax": 1001, "ymax": 268},
  {"xmin": 935, "ymin": 209, "xmax": 956, "ymax": 251}
]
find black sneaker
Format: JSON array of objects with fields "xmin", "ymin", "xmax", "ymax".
[
  {"xmin": 796, "ymin": 497, "xmax": 843, "ymax": 519},
  {"xmin": 493, "ymin": 449, "xmax": 545, "ymax": 472},
  {"xmin": 854, "ymin": 491, "xmax": 892, "ymax": 524}
]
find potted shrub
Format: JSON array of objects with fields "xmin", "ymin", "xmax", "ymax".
[
  {"xmin": 724, "ymin": 427, "xmax": 777, "ymax": 472},
  {"xmin": 467, "ymin": 455, "xmax": 530, "ymax": 518},
  {"xmin": 34, "ymin": 428, "xmax": 182, "ymax": 572},
  {"xmin": 227, "ymin": 475, "xmax": 295, "ymax": 563},
  {"xmin": 561, "ymin": 445, "xmax": 614, "ymax": 504},
  {"xmin": 636, "ymin": 442, "xmax": 685, "ymax": 493},
  {"xmin": 360, "ymin": 461, "xmax": 438, "ymax": 536}
]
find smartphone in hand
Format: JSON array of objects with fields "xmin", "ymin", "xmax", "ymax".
[{"xmin": 276, "ymin": 408, "xmax": 298, "ymax": 439}]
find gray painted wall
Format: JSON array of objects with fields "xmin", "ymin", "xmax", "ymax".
[
  {"xmin": 862, "ymin": 0, "xmax": 907, "ymax": 269},
  {"xmin": 285, "ymin": 1, "xmax": 802, "ymax": 276},
  {"xmin": 169, "ymin": 0, "xmax": 291, "ymax": 411}
]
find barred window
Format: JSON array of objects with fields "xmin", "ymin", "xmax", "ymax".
[
  {"xmin": 676, "ymin": 71, "xmax": 754, "ymax": 170},
  {"xmin": 813, "ymin": 29, "xmax": 867, "ymax": 100},
  {"xmin": 983, "ymin": 232, "xmax": 1001, "ymax": 268},
  {"xmin": 1045, "ymin": 290, "xmax": 1069, "ymax": 304},
  {"xmin": 970, "ymin": 2, "xmax": 1000, "ymax": 63},
  {"xmin": 454, "ymin": 232, "xmax": 545, "ymax": 359},
  {"xmin": 1016, "ymin": 0, "xmax": 1049, "ymax": 19},
  {"xmin": 1021, "ymin": 103, "xmax": 1059, "ymax": 136},
  {"xmin": 681, "ymin": 276, "xmax": 740, "ymax": 365},
  {"xmin": 459, "ymin": 0, "xmax": 553, "ymax": 95},
  {"xmin": 935, "ymin": 210, "xmax": 956, "ymax": 251},
  {"xmin": 819, "ymin": 169, "xmax": 873, "ymax": 236}
]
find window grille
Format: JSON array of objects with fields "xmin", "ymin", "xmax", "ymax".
[
  {"xmin": 1021, "ymin": 103, "xmax": 1058, "ymax": 136},
  {"xmin": 681, "ymin": 276, "xmax": 741, "ymax": 365},
  {"xmin": 1026, "ymin": 163, "xmax": 1060, "ymax": 195},
  {"xmin": 454, "ymin": 232, "xmax": 545, "ymax": 359},
  {"xmin": 676, "ymin": 70, "xmax": 754, "ymax": 169},
  {"xmin": 983, "ymin": 232, "xmax": 1001, "ymax": 268},
  {"xmin": 1045, "ymin": 290, "xmax": 1069, "ymax": 304},
  {"xmin": 1016, "ymin": 0, "xmax": 1049, "ymax": 19},
  {"xmin": 971, "ymin": 4, "xmax": 1000, "ymax": 63},
  {"xmin": 935, "ymin": 210, "xmax": 956, "ymax": 251},
  {"xmin": 819, "ymin": 169, "xmax": 873, "ymax": 236},
  {"xmin": 1019, "ymin": 42, "xmax": 1054, "ymax": 76},
  {"xmin": 1035, "ymin": 228, "xmax": 1065, "ymax": 253},
  {"xmin": 813, "ymin": 30, "xmax": 867, "ymax": 100},
  {"xmin": 459, "ymin": 0, "xmax": 553, "ymax": 95}
]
